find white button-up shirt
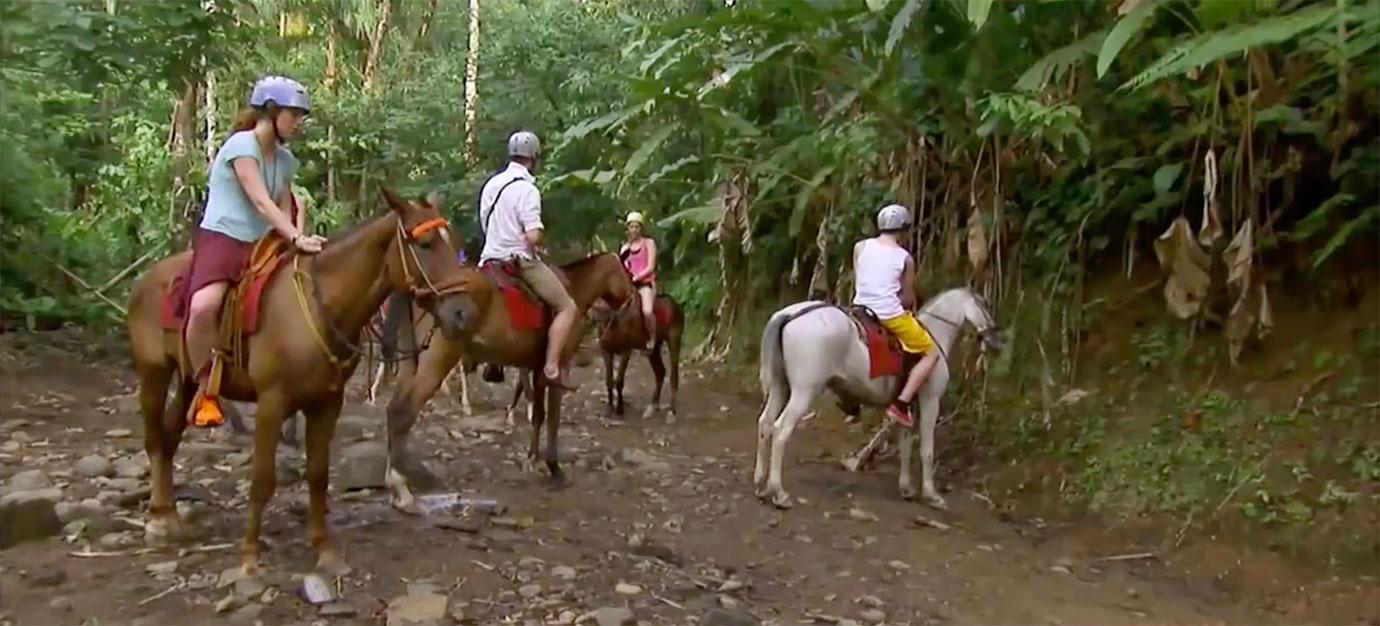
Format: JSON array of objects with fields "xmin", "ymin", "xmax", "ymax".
[{"xmin": 479, "ymin": 162, "xmax": 543, "ymax": 263}]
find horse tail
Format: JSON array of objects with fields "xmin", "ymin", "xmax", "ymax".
[
  {"xmin": 758, "ymin": 309, "xmax": 792, "ymax": 395},
  {"xmin": 380, "ymin": 292, "xmax": 413, "ymax": 364}
]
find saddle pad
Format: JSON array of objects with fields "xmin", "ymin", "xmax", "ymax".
[
  {"xmin": 849, "ymin": 310, "xmax": 904, "ymax": 379},
  {"xmin": 159, "ymin": 242, "xmax": 290, "ymax": 335},
  {"xmin": 653, "ymin": 297, "xmax": 673, "ymax": 330},
  {"xmin": 480, "ymin": 261, "xmax": 544, "ymax": 332}
]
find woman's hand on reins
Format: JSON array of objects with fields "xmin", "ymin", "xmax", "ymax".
[{"xmin": 294, "ymin": 233, "xmax": 328, "ymax": 254}]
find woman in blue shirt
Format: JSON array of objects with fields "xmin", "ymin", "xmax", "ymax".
[{"xmin": 182, "ymin": 75, "xmax": 327, "ymax": 427}]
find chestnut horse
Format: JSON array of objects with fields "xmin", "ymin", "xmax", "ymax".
[
  {"xmin": 582, "ymin": 294, "xmax": 683, "ymax": 421},
  {"xmin": 381, "ymin": 253, "xmax": 634, "ymax": 508},
  {"xmin": 125, "ymin": 188, "xmax": 469, "ymax": 578}
]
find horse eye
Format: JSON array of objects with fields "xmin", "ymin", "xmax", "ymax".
[{"xmin": 417, "ymin": 239, "xmax": 433, "ymax": 250}]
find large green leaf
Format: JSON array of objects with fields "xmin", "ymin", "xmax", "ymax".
[
  {"xmin": 1153, "ymin": 162, "xmax": 1184, "ymax": 197},
  {"xmin": 621, "ymin": 124, "xmax": 676, "ymax": 182},
  {"xmin": 1097, "ymin": 0, "xmax": 1158, "ymax": 78},
  {"xmin": 966, "ymin": 0, "xmax": 994, "ymax": 29},
  {"xmin": 657, "ymin": 203, "xmax": 724, "ymax": 228},
  {"xmin": 885, "ymin": 0, "xmax": 924, "ymax": 57},
  {"xmin": 790, "ymin": 165, "xmax": 836, "ymax": 236},
  {"xmin": 1121, "ymin": 5, "xmax": 1337, "ymax": 91},
  {"xmin": 1017, "ymin": 30, "xmax": 1103, "ymax": 91}
]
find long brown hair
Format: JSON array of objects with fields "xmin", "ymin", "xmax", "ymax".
[{"xmin": 231, "ymin": 104, "xmax": 281, "ymax": 133}]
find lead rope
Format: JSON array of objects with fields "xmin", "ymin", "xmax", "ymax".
[{"xmin": 292, "ymin": 255, "xmax": 348, "ymax": 371}]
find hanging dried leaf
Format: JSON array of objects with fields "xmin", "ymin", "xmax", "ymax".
[
  {"xmin": 967, "ymin": 208, "xmax": 989, "ymax": 276},
  {"xmin": 1256, "ymin": 284, "xmax": 1274, "ymax": 339},
  {"xmin": 1154, "ymin": 217, "xmax": 1211, "ymax": 319},
  {"xmin": 1225, "ymin": 290, "xmax": 1255, "ymax": 366},
  {"xmin": 1199, "ymin": 149, "xmax": 1223, "ymax": 247},
  {"xmin": 1223, "ymin": 219, "xmax": 1254, "ymax": 297},
  {"xmin": 943, "ymin": 226, "xmax": 962, "ymax": 273}
]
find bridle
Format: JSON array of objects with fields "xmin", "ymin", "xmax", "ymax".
[
  {"xmin": 916, "ymin": 293, "xmax": 1003, "ymax": 363},
  {"xmin": 292, "ymin": 214, "xmax": 467, "ymax": 373},
  {"xmin": 394, "ymin": 216, "xmax": 467, "ymax": 300}
]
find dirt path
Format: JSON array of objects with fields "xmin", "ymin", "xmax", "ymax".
[{"xmin": 0, "ymin": 331, "xmax": 1365, "ymax": 625}]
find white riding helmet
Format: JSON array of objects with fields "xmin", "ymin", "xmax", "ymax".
[
  {"xmin": 508, "ymin": 131, "xmax": 541, "ymax": 159},
  {"xmin": 626, "ymin": 211, "xmax": 646, "ymax": 225},
  {"xmin": 876, "ymin": 203, "xmax": 912, "ymax": 232},
  {"xmin": 249, "ymin": 75, "xmax": 310, "ymax": 113}
]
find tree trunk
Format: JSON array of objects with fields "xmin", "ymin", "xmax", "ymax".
[
  {"xmin": 170, "ymin": 80, "xmax": 199, "ymax": 243},
  {"xmin": 203, "ymin": 69, "xmax": 216, "ymax": 163},
  {"xmin": 325, "ymin": 24, "xmax": 338, "ymax": 204},
  {"xmin": 806, "ymin": 196, "xmax": 834, "ymax": 301},
  {"xmin": 362, "ymin": 0, "xmax": 393, "ymax": 92},
  {"xmin": 462, "ymin": 0, "xmax": 481, "ymax": 165},
  {"xmin": 415, "ymin": 0, "xmax": 440, "ymax": 48},
  {"xmin": 692, "ymin": 172, "xmax": 750, "ymax": 361}
]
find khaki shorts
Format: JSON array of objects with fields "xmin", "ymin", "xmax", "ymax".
[{"xmin": 517, "ymin": 257, "xmax": 576, "ymax": 313}]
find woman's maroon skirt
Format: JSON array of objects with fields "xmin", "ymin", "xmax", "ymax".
[{"xmin": 171, "ymin": 229, "xmax": 253, "ymax": 322}]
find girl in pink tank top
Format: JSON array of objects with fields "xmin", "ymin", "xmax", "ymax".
[{"xmin": 620, "ymin": 212, "xmax": 658, "ymax": 350}]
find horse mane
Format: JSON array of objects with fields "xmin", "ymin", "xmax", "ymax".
[
  {"xmin": 558, "ymin": 251, "xmax": 615, "ymax": 271},
  {"xmin": 320, "ymin": 209, "xmax": 397, "ymax": 254},
  {"xmin": 919, "ymin": 287, "xmax": 972, "ymax": 313}
]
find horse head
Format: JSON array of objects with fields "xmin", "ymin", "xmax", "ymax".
[
  {"xmin": 379, "ymin": 187, "xmax": 475, "ymax": 340},
  {"xmin": 963, "ymin": 290, "xmax": 1004, "ymax": 354}
]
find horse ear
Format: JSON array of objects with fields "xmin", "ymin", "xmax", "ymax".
[
  {"xmin": 426, "ymin": 191, "xmax": 443, "ymax": 210},
  {"xmin": 380, "ymin": 186, "xmax": 407, "ymax": 214}
]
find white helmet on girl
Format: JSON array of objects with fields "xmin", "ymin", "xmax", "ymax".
[{"xmin": 876, "ymin": 203, "xmax": 912, "ymax": 232}]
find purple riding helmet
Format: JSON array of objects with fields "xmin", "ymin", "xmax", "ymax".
[{"xmin": 249, "ymin": 75, "xmax": 311, "ymax": 113}]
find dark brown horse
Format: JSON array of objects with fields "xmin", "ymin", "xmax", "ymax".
[
  {"xmin": 588, "ymin": 293, "xmax": 684, "ymax": 421},
  {"xmin": 125, "ymin": 188, "xmax": 469, "ymax": 578},
  {"xmin": 382, "ymin": 253, "xmax": 634, "ymax": 508}
]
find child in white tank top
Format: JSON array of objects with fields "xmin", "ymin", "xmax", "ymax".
[{"xmin": 852, "ymin": 204, "xmax": 939, "ymax": 428}]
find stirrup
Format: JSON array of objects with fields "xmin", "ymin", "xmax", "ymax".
[{"xmin": 188, "ymin": 393, "xmax": 224, "ymax": 428}]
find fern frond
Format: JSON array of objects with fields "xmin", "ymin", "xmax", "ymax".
[
  {"xmin": 1120, "ymin": 5, "xmax": 1337, "ymax": 92},
  {"xmin": 1016, "ymin": 29, "xmax": 1103, "ymax": 92}
]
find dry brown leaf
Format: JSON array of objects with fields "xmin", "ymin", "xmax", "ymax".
[
  {"xmin": 943, "ymin": 226, "xmax": 963, "ymax": 273},
  {"xmin": 1223, "ymin": 219, "xmax": 1254, "ymax": 296},
  {"xmin": 1225, "ymin": 293, "xmax": 1255, "ymax": 365},
  {"xmin": 1154, "ymin": 217, "xmax": 1211, "ymax": 319},
  {"xmin": 1199, "ymin": 150, "xmax": 1223, "ymax": 248},
  {"xmin": 967, "ymin": 208, "xmax": 989, "ymax": 276},
  {"xmin": 1257, "ymin": 284, "xmax": 1274, "ymax": 339}
]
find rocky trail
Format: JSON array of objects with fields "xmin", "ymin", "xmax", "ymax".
[{"xmin": 0, "ymin": 330, "xmax": 1368, "ymax": 625}]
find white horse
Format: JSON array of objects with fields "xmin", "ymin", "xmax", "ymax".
[{"xmin": 752, "ymin": 287, "xmax": 1002, "ymax": 509}]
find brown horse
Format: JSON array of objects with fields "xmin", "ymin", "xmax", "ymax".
[
  {"xmin": 125, "ymin": 188, "xmax": 469, "ymax": 578},
  {"xmin": 588, "ymin": 293, "xmax": 684, "ymax": 421},
  {"xmin": 382, "ymin": 253, "xmax": 634, "ymax": 507}
]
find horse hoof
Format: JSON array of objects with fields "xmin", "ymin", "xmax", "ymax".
[
  {"xmin": 923, "ymin": 493, "xmax": 948, "ymax": 510},
  {"xmin": 546, "ymin": 472, "xmax": 570, "ymax": 490},
  {"xmin": 753, "ymin": 484, "xmax": 770, "ymax": 500},
  {"xmin": 841, "ymin": 457, "xmax": 863, "ymax": 473},
  {"xmin": 143, "ymin": 515, "xmax": 188, "ymax": 545},
  {"xmin": 641, "ymin": 406, "xmax": 656, "ymax": 420},
  {"xmin": 315, "ymin": 551, "xmax": 352, "ymax": 577},
  {"xmin": 770, "ymin": 491, "xmax": 794, "ymax": 509},
  {"xmin": 393, "ymin": 460, "xmax": 440, "ymax": 492},
  {"xmin": 238, "ymin": 558, "xmax": 261, "ymax": 581},
  {"xmin": 899, "ymin": 486, "xmax": 918, "ymax": 501}
]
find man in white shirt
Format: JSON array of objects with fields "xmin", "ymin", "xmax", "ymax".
[{"xmin": 478, "ymin": 130, "xmax": 578, "ymax": 389}]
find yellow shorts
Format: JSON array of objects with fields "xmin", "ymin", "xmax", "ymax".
[{"xmin": 880, "ymin": 313, "xmax": 935, "ymax": 354}]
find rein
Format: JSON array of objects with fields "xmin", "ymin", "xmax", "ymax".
[{"xmin": 290, "ymin": 216, "xmax": 464, "ymax": 373}]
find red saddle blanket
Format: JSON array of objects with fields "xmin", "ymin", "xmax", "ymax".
[
  {"xmin": 849, "ymin": 308, "xmax": 904, "ymax": 379},
  {"xmin": 159, "ymin": 246, "xmax": 290, "ymax": 336},
  {"xmin": 480, "ymin": 261, "xmax": 545, "ymax": 332},
  {"xmin": 652, "ymin": 296, "xmax": 673, "ymax": 330}
]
